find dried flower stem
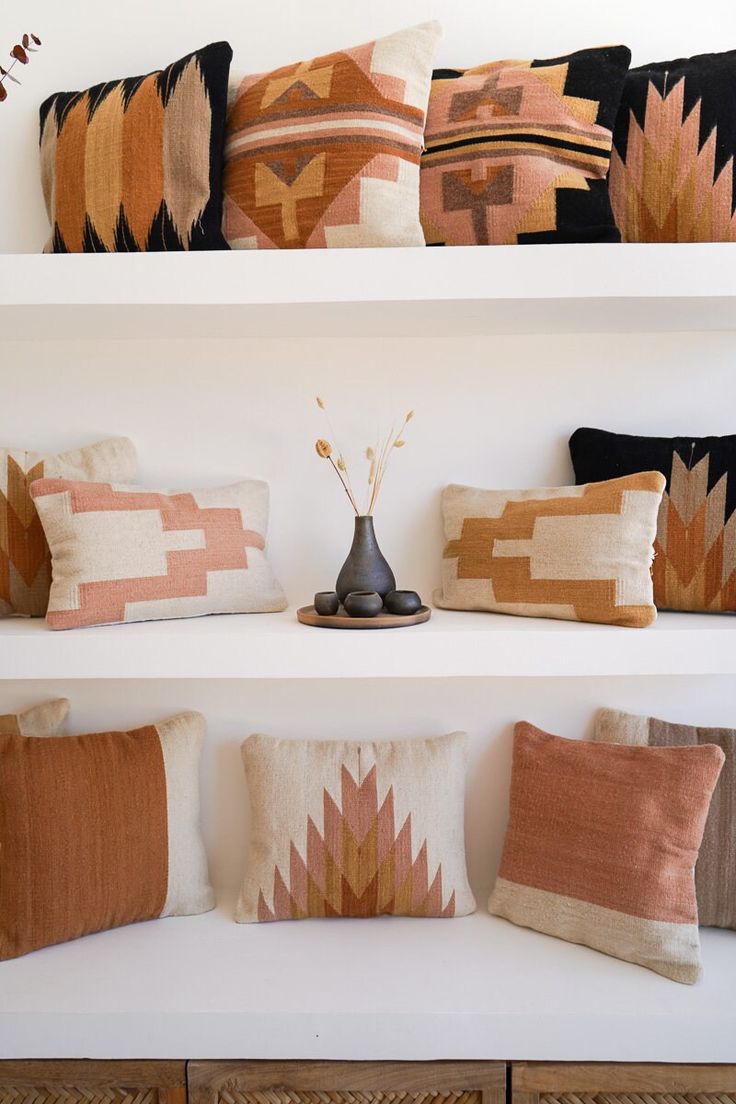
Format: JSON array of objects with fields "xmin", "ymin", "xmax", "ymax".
[
  {"xmin": 329, "ymin": 456, "xmax": 359, "ymax": 514},
  {"xmin": 316, "ymin": 396, "xmax": 359, "ymax": 512},
  {"xmin": 0, "ymin": 34, "xmax": 41, "ymax": 103}
]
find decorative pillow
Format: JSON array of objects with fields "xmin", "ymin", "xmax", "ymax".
[
  {"xmin": 489, "ymin": 721, "xmax": 724, "ymax": 983},
  {"xmin": 420, "ymin": 46, "xmax": 631, "ymax": 245},
  {"xmin": 595, "ymin": 708, "xmax": 736, "ymax": 931},
  {"xmin": 435, "ymin": 472, "xmax": 665, "ymax": 627},
  {"xmin": 237, "ymin": 731, "xmax": 475, "ymax": 922},
  {"xmin": 31, "ymin": 478, "xmax": 287, "ymax": 629},
  {"xmin": 1, "ymin": 437, "xmax": 136, "ymax": 618},
  {"xmin": 0, "ymin": 711, "xmax": 214, "ymax": 960},
  {"xmin": 0, "ymin": 699, "xmax": 70, "ymax": 736},
  {"xmin": 610, "ymin": 50, "xmax": 736, "ymax": 242},
  {"xmin": 570, "ymin": 427, "xmax": 736, "ymax": 612},
  {"xmin": 39, "ymin": 42, "xmax": 233, "ymax": 252},
  {"xmin": 223, "ymin": 22, "xmax": 441, "ymax": 249}
]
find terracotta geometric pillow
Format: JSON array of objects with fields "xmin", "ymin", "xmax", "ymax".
[
  {"xmin": 421, "ymin": 45, "xmax": 631, "ymax": 245},
  {"xmin": 0, "ymin": 698, "xmax": 70, "ymax": 736},
  {"xmin": 435, "ymin": 472, "xmax": 665, "ymax": 627},
  {"xmin": 237, "ymin": 731, "xmax": 476, "ymax": 922},
  {"xmin": 489, "ymin": 721, "xmax": 724, "ymax": 983},
  {"xmin": 40, "ymin": 42, "xmax": 233, "ymax": 252},
  {"xmin": 595, "ymin": 708, "xmax": 736, "ymax": 931},
  {"xmin": 0, "ymin": 711, "xmax": 214, "ymax": 960},
  {"xmin": 1, "ymin": 437, "xmax": 136, "ymax": 618},
  {"xmin": 223, "ymin": 22, "xmax": 440, "ymax": 249},
  {"xmin": 570, "ymin": 427, "xmax": 736, "ymax": 612},
  {"xmin": 610, "ymin": 50, "xmax": 736, "ymax": 242},
  {"xmin": 31, "ymin": 477, "xmax": 287, "ymax": 629}
]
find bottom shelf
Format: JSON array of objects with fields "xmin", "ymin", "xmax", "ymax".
[
  {"xmin": 1, "ymin": 608, "xmax": 736, "ymax": 679},
  {"xmin": 1, "ymin": 908, "xmax": 734, "ymax": 1061}
]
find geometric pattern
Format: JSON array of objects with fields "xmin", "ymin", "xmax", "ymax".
[
  {"xmin": 237, "ymin": 732, "xmax": 475, "ymax": 923},
  {"xmin": 223, "ymin": 23, "xmax": 440, "ymax": 249},
  {"xmin": 594, "ymin": 707, "xmax": 736, "ymax": 931},
  {"xmin": 610, "ymin": 50, "xmax": 736, "ymax": 242},
  {"xmin": 30, "ymin": 478, "xmax": 287, "ymax": 629},
  {"xmin": 0, "ymin": 1091, "xmax": 160, "ymax": 1104},
  {"xmin": 569, "ymin": 427, "xmax": 736, "ymax": 612},
  {"xmin": 39, "ymin": 42, "xmax": 233, "ymax": 252},
  {"xmin": 217, "ymin": 1093, "xmax": 481, "ymax": 1104},
  {"xmin": 490, "ymin": 721, "xmax": 725, "ymax": 984},
  {"xmin": 0, "ymin": 437, "xmax": 136, "ymax": 618},
  {"xmin": 436, "ymin": 472, "xmax": 665, "ymax": 628},
  {"xmin": 421, "ymin": 46, "xmax": 631, "ymax": 245},
  {"xmin": 257, "ymin": 764, "xmax": 456, "ymax": 921}
]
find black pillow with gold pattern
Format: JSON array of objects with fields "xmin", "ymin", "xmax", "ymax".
[
  {"xmin": 610, "ymin": 50, "xmax": 736, "ymax": 241},
  {"xmin": 39, "ymin": 41, "xmax": 233, "ymax": 252},
  {"xmin": 570, "ymin": 426, "xmax": 736, "ymax": 613}
]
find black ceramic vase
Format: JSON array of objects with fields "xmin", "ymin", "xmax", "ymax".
[{"xmin": 336, "ymin": 515, "xmax": 396, "ymax": 603}]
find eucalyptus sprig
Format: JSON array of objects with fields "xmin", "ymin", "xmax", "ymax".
[{"xmin": 0, "ymin": 34, "xmax": 42, "ymax": 103}]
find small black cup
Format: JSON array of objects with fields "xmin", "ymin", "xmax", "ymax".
[
  {"xmin": 314, "ymin": 591, "xmax": 340, "ymax": 616},
  {"xmin": 344, "ymin": 591, "xmax": 383, "ymax": 618},
  {"xmin": 384, "ymin": 589, "xmax": 422, "ymax": 615}
]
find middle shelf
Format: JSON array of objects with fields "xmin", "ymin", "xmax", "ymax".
[{"xmin": 2, "ymin": 608, "xmax": 735, "ymax": 680}]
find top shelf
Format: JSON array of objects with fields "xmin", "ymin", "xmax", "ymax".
[{"xmin": 2, "ymin": 244, "xmax": 736, "ymax": 340}]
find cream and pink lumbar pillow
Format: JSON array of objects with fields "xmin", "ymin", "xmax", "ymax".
[
  {"xmin": 223, "ymin": 22, "xmax": 441, "ymax": 249},
  {"xmin": 595, "ymin": 708, "xmax": 736, "ymax": 932},
  {"xmin": 0, "ymin": 698, "xmax": 70, "ymax": 736},
  {"xmin": 237, "ymin": 731, "xmax": 476, "ymax": 922},
  {"xmin": 0, "ymin": 437, "xmax": 136, "ymax": 618},
  {"xmin": 30, "ymin": 478, "xmax": 287, "ymax": 629},
  {"xmin": 0, "ymin": 711, "xmax": 214, "ymax": 960},
  {"xmin": 489, "ymin": 721, "xmax": 724, "ymax": 983}
]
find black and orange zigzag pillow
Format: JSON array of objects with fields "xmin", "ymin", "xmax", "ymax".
[
  {"xmin": 610, "ymin": 50, "xmax": 736, "ymax": 242},
  {"xmin": 39, "ymin": 41, "xmax": 232, "ymax": 252},
  {"xmin": 570, "ymin": 426, "xmax": 736, "ymax": 613}
]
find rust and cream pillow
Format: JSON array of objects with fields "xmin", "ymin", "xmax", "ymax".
[
  {"xmin": 237, "ymin": 731, "xmax": 475, "ymax": 922},
  {"xmin": 436, "ymin": 473, "xmax": 665, "ymax": 627},
  {"xmin": 223, "ymin": 22, "xmax": 440, "ymax": 249},
  {"xmin": 31, "ymin": 477, "xmax": 287, "ymax": 629},
  {"xmin": 595, "ymin": 708, "xmax": 736, "ymax": 931},
  {"xmin": 0, "ymin": 698, "xmax": 70, "ymax": 736},
  {"xmin": 0, "ymin": 711, "xmax": 214, "ymax": 960},
  {"xmin": 489, "ymin": 722, "xmax": 724, "ymax": 983},
  {"xmin": 1, "ymin": 437, "xmax": 136, "ymax": 618}
]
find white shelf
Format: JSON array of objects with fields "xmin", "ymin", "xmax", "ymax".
[
  {"xmin": 2, "ymin": 608, "xmax": 736, "ymax": 679},
  {"xmin": 1, "ymin": 907, "xmax": 733, "ymax": 1061},
  {"xmin": 2, "ymin": 244, "xmax": 736, "ymax": 339}
]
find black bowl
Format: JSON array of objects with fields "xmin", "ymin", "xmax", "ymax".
[
  {"xmin": 344, "ymin": 591, "xmax": 383, "ymax": 618},
  {"xmin": 384, "ymin": 589, "xmax": 422, "ymax": 615},
  {"xmin": 314, "ymin": 591, "xmax": 340, "ymax": 616}
]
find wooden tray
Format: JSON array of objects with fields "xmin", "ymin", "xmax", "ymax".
[{"xmin": 297, "ymin": 604, "xmax": 431, "ymax": 630}]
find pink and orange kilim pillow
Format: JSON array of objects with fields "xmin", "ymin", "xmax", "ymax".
[
  {"xmin": 237, "ymin": 732, "xmax": 476, "ymax": 922},
  {"xmin": 421, "ymin": 46, "xmax": 631, "ymax": 245},
  {"xmin": 30, "ymin": 478, "xmax": 287, "ymax": 629},
  {"xmin": 490, "ymin": 722, "xmax": 724, "ymax": 983},
  {"xmin": 223, "ymin": 22, "xmax": 441, "ymax": 248}
]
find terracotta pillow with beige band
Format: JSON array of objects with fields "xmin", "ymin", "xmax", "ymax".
[
  {"xmin": 489, "ymin": 721, "xmax": 724, "ymax": 983},
  {"xmin": 0, "ymin": 698, "xmax": 70, "ymax": 736},
  {"xmin": 0, "ymin": 711, "xmax": 214, "ymax": 960},
  {"xmin": 595, "ymin": 708, "xmax": 736, "ymax": 931}
]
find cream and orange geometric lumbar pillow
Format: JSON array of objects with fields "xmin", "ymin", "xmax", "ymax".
[
  {"xmin": 30, "ymin": 478, "xmax": 287, "ymax": 629},
  {"xmin": 435, "ymin": 472, "xmax": 666, "ymax": 627},
  {"xmin": 0, "ymin": 438, "xmax": 137, "ymax": 618},
  {"xmin": 0, "ymin": 698, "xmax": 70, "ymax": 736},
  {"xmin": 237, "ymin": 731, "xmax": 476, "ymax": 922}
]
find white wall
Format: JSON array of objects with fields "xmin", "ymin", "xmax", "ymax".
[{"xmin": 2, "ymin": 0, "xmax": 736, "ymax": 253}]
